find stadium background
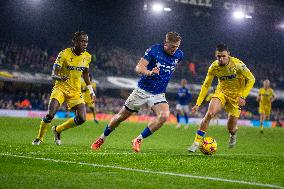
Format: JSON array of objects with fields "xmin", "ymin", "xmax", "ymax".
[{"xmin": 0, "ymin": 0, "xmax": 283, "ymax": 126}]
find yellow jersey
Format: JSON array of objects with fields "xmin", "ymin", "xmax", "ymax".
[
  {"xmin": 259, "ymin": 88, "xmax": 274, "ymax": 107},
  {"xmin": 196, "ymin": 57, "xmax": 255, "ymax": 106},
  {"xmin": 53, "ymin": 48, "xmax": 91, "ymax": 93}
]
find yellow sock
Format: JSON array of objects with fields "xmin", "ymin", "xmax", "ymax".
[
  {"xmin": 260, "ymin": 124, "xmax": 263, "ymax": 130},
  {"xmin": 56, "ymin": 118, "xmax": 77, "ymax": 133},
  {"xmin": 194, "ymin": 129, "xmax": 206, "ymax": 143},
  {"xmin": 37, "ymin": 120, "xmax": 51, "ymax": 141}
]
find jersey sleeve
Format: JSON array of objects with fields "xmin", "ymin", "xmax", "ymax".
[
  {"xmin": 86, "ymin": 54, "xmax": 92, "ymax": 68},
  {"xmin": 54, "ymin": 50, "xmax": 66, "ymax": 68},
  {"xmin": 196, "ymin": 65, "xmax": 215, "ymax": 106},
  {"xmin": 143, "ymin": 47, "xmax": 154, "ymax": 63},
  {"xmin": 238, "ymin": 63, "xmax": 255, "ymax": 98}
]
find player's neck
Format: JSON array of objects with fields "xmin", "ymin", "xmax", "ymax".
[{"xmin": 71, "ymin": 47, "xmax": 82, "ymax": 56}]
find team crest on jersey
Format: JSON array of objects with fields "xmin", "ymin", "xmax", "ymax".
[{"xmin": 174, "ymin": 59, "xmax": 179, "ymax": 65}]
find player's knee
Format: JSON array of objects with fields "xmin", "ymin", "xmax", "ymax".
[
  {"xmin": 158, "ymin": 112, "xmax": 170, "ymax": 123},
  {"xmin": 206, "ymin": 111, "xmax": 216, "ymax": 119},
  {"xmin": 75, "ymin": 115, "xmax": 86, "ymax": 125},
  {"xmin": 43, "ymin": 114, "xmax": 54, "ymax": 123}
]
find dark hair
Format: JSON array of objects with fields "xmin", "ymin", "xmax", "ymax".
[
  {"xmin": 216, "ymin": 43, "xmax": 228, "ymax": 52},
  {"xmin": 72, "ymin": 31, "xmax": 87, "ymax": 45}
]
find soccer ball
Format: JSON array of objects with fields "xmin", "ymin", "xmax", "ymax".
[{"xmin": 199, "ymin": 136, "xmax": 217, "ymax": 155}]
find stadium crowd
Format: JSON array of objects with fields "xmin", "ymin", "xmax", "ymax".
[
  {"xmin": 1, "ymin": 41, "xmax": 284, "ymax": 88},
  {"xmin": 0, "ymin": 89, "xmax": 283, "ymax": 122}
]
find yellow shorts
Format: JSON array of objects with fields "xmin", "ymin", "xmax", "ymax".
[
  {"xmin": 259, "ymin": 104, "xmax": 271, "ymax": 116},
  {"xmin": 82, "ymin": 91, "xmax": 94, "ymax": 107},
  {"xmin": 212, "ymin": 91, "xmax": 240, "ymax": 118},
  {"xmin": 50, "ymin": 87, "xmax": 84, "ymax": 110}
]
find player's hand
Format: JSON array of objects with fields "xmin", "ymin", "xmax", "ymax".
[
  {"xmin": 61, "ymin": 76, "xmax": 69, "ymax": 81},
  {"xmin": 192, "ymin": 105, "xmax": 199, "ymax": 113},
  {"xmin": 238, "ymin": 97, "xmax": 246, "ymax": 106},
  {"xmin": 91, "ymin": 93, "xmax": 96, "ymax": 104},
  {"xmin": 148, "ymin": 67, "xmax": 160, "ymax": 76}
]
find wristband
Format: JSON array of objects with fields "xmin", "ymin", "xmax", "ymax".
[{"xmin": 87, "ymin": 85, "xmax": 95, "ymax": 96}]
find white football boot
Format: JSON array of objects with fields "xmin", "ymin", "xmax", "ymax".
[
  {"xmin": 188, "ymin": 142, "xmax": 200, "ymax": 153},
  {"xmin": 52, "ymin": 126, "xmax": 62, "ymax": 145},
  {"xmin": 32, "ymin": 138, "xmax": 42, "ymax": 145},
  {"xmin": 228, "ymin": 133, "xmax": 237, "ymax": 148}
]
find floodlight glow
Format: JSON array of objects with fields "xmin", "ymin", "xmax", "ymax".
[
  {"xmin": 163, "ymin": 7, "xmax": 171, "ymax": 12},
  {"xmin": 152, "ymin": 4, "xmax": 163, "ymax": 12},
  {"xmin": 233, "ymin": 11, "xmax": 245, "ymax": 19},
  {"xmin": 245, "ymin": 15, "xmax": 252, "ymax": 19}
]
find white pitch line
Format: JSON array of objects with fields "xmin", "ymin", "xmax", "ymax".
[{"xmin": 1, "ymin": 153, "xmax": 283, "ymax": 189}]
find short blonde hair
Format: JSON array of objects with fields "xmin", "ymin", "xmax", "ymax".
[{"xmin": 166, "ymin": 32, "xmax": 182, "ymax": 43}]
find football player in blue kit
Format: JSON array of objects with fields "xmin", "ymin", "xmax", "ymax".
[
  {"xmin": 91, "ymin": 32, "xmax": 183, "ymax": 152},
  {"xmin": 176, "ymin": 79, "xmax": 192, "ymax": 129}
]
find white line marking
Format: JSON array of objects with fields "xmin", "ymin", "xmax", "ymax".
[{"xmin": 1, "ymin": 153, "xmax": 283, "ymax": 189}]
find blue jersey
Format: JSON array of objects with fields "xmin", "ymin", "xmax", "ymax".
[
  {"xmin": 177, "ymin": 87, "xmax": 192, "ymax": 105},
  {"xmin": 138, "ymin": 44, "xmax": 183, "ymax": 94}
]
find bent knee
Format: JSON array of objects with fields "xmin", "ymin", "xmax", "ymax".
[
  {"xmin": 206, "ymin": 111, "xmax": 216, "ymax": 119},
  {"xmin": 75, "ymin": 116, "xmax": 86, "ymax": 125},
  {"xmin": 158, "ymin": 111, "xmax": 170, "ymax": 123}
]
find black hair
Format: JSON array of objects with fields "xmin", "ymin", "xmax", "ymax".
[
  {"xmin": 216, "ymin": 43, "xmax": 228, "ymax": 52},
  {"xmin": 72, "ymin": 31, "xmax": 87, "ymax": 46}
]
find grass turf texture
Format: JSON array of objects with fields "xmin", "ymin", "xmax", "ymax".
[{"xmin": 0, "ymin": 117, "xmax": 283, "ymax": 189}]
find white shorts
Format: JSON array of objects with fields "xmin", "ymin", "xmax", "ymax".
[
  {"xmin": 124, "ymin": 88, "xmax": 167, "ymax": 112},
  {"xmin": 176, "ymin": 104, "xmax": 189, "ymax": 113}
]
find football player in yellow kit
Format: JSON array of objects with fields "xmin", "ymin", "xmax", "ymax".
[
  {"xmin": 81, "ymin": 74, "xmax": 99, "ymax": 124},
  {"xmin": 32, "ymin": 31, "xmax": 95, "ymax": 145},
  {"xmin": 188, "ymin": 44, "xmax": 255, "ymax": 152},
  {"xmin": 256, "ymin": 80, "xmax": 276, "ymax": 133}
]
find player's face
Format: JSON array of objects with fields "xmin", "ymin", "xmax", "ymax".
[
  {"xmin": 181, "ymin": 79, "xmax": 187, "ymax": 86},
  {"xmin": 216, "ymin": 51, "xmax": 230, "ymax": 66},
  {"xmin": 75, "ymin": 35, "xmax": 88, "ymax": 53},
  {"xmin": 263, "ymin": 80, "xmax": 270, "ymax": 88},
  {"xmin": 164, "ymin": 40, "xmax": 180, "ymax": 56}
]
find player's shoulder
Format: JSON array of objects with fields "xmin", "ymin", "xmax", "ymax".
[
  {"xmin": 82, "ymin": 50, "xmax": 91, "ymax": 57},
  {"xmin": 148, "ymin": 44, "xmax": 162, "ymax": 51},
  {"xmin": 174, "ymin": 49, "xmax": 183, "ymax": 59},
  {"xmin": 59, "ymin": 48, "xmax": 71, "ymax": 56},
  {"xmin": 209, "ymin": 60, "xmax": 219, "ymax": 69},
  {"xmin": 231, "ymin": 57, "xmax": 245, "ymax": 65}
]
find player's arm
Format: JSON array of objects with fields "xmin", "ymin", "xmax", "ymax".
[
  {"xmin": 51, "ymin": 51, "xmax": 68, "ymax": 81},
  {"xmin": 193, "ymin": 67, "xmax": 214, "ymax": 112},
  {"xmin": 51, "ymin": 66, "xmax": 68, "ymax": 81},
  {"xmin": 239, "ymin": 64, "xmax": 255, "ymax": 99},
  {"xmin": 135, "ymin": 58, "xmax": 159, "ymax": 76},
  {"xmin": 256, "ymin": 93, "xmax": 261, "ymax": 102},
  {"xmin": 270, "ymin": 90, "xmax": 276, "ymax": 103},
  {"xmin": 82, "ymin": 69, "xmax": 96, "ymax": 100}
]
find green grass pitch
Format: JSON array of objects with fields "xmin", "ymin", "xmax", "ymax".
[{"xmin": 0, "ymin": 117, "xmax": 283, "ymax": 189}]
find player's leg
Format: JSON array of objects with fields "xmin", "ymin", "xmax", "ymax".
[
  {"xmin": 176, "ymin": 105, "xmax": 182, "ymax": 128},
  {"xmin": 89, "ymin": 104, "xmax": 99, "ymax": 124},
  {"xmin": 52, "ymin": 103, "xmax": 86, "ymax": 145},
  {"xmin": 132, "ymin": 102, "xmax": 170, "ymax": 152},
  {"xmin": 91, "ymin": 106, "xmax": 133, "ymax": 150},
  {"xmin": 183, "ymin": 105, "xmax": 190, "ymax": 129},
  {"xmin": 32, "ymin": 98, "xmax": 61, "ymax": 145},
  {"xmin": 188, "ymin": 97, "xmax": 223, "ymax": 152},
  {"xmin": 260, "ymin": 113, "xmax": 265, "ymax": 133},
  {"xmin": 227, "ymin": 115, "xmax": 238, "ymax": 148}
]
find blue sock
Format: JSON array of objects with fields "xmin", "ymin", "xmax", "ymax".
[
  {"xmin": 141, "ymin": 127, "xmax": 152, "ymax": 139},
  {"xmin": 103, "ymin": 125, "xmax": 113, "ymax": 136},
  {"xmin": 176, "ymin": 113, "xmax": 180, "ymax": 123},
  {"xmin": 184, "ymin": 113, "xmax": 189, "ymax": 124}
]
